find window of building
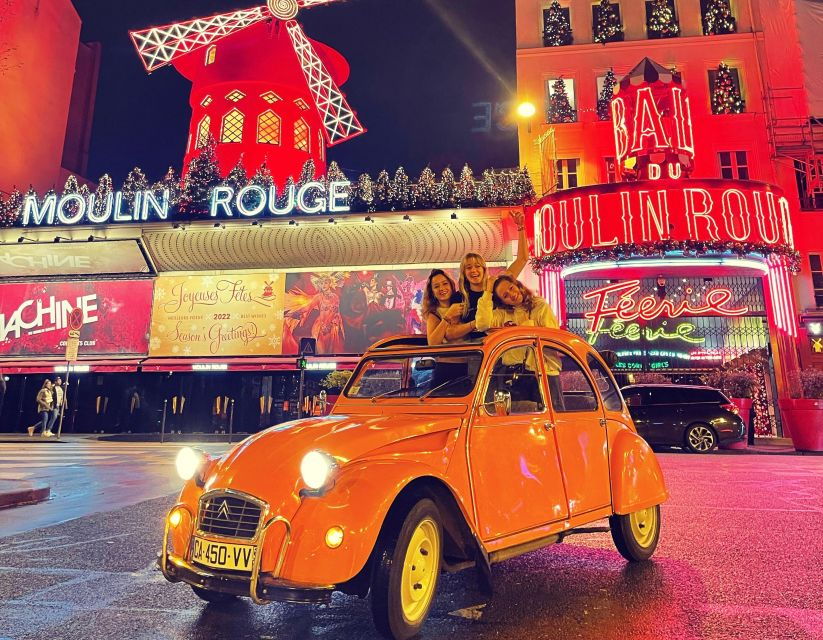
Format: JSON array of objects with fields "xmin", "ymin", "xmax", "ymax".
[
  {"xmin": 260, "ymin": 91, "xmax": 281, "ymax": 104},
  {"xmin": 719, "ymin": 151, "xmax": 749, "ymax": 179},
  {"xmin": 592, "ymin": 1, "xmax": 624, "ymax": 43},
  {"xmin": 810, "ymin": 255, "xmax": 823, "ymax": 307},
  {"xmin": 257, "ymin": 110, "xmax": 281, "ymax": 145},
  {"xmin": 556, "ymin": 159, "xmax": 579, "ymax": 189},
  {"xmin": 542, "ymin": 5, "xmax": 573, "ymax": 47},
  {"xmin": 795, "ymin": 157, "xmax": 823, "ymax": 210},
  {"xmin": 645, "ymin": 0, "xmax": 680, "ymax": 39},
  {"xmin": 708, "ymin": 65, "xmax": 745, "ymax": 114},
  {"xmin": 546, "ymin": 77, "xmax": 577, "ymax": 124},
  {"xmin": 196, "ymin": 115, "xmax": 211, "ymax": 149},
  {"xmin": 205, "ymin": 45, "xmax": 217, "ymax": 66},
  {"xmin": 604, "ymin": 157, "xmax": 618, "ymax": 183},
  {"xmin": 225, "ymin": 90, "xmax": 246, "ymax": 103},
  {"xmin": 221, "ymin": 109, "xmax": 244, "ymax": 143},
  {"xmin": 318, "ymin": 131, "xmax": 324, "ymax": 161},
  {"xmin": 200, "ymin": 95, "xmax": 213, "ymax": 108},
  {"xmin": 294, "ymin": 118, "xmax": 310, "ymax": 152},
  {"xmin": 294, "ymin": 98, "xmax": 310, "ymax": 111},
  {"xmin": 700, "ymin": 0, "xmax": 737, "ymax": 35}
]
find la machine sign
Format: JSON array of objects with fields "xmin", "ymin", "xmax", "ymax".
[{"xmin": 20, "ymin": 181, "xmax": 352, "ymax": 227}]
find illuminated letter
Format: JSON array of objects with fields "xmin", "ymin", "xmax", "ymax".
[
  {"xmin": 779, "ymin": 196, "xmax": 794, "ymax": 247},
  {"xmin": 752, "ymin": 191, "xmax": 780, "ymax": 244},
  {"xmin": 668, "ymin": 163, "xmax": 682, "ymax": 179},
  {"xmin": 235, "ymin": 185, "xmax": 267, "ymax": 217},
  {"xmin": 112, "ymin": 192, "xmax": 131, "ymax": 222},
  {"xmin": 640, "ymin": 190, "xmax": 671, "ymax": 242},
  {"xmin": 142, "ymin": 189, "xmax": 169, "ymax": 221},
  {"xmin": 87, "ymin": 193, "xmax": 112, "ymax": 224},
  {"xmin": 589, "ymin": 194, "xmax": 617, "ymax": 247},
  {"xmin": 620, "ymin": 190, "xmax": 635, "ymax": 243},
  {"xmin": 210, "ymin": 186, "xmax": 234, "ymax": 217},
  {"xmin": 57, "ymin": 194, "xmax": 85, "ymax": 225},
  {"xmin": 683, "ymin": 188, "xmax": 720, "ymax": 241},
  {"xmin": 648, "ymin": 163, "xmax": 662, "ymax": 180},
  {"xmin": 631, "ymin": 87, "xmax": 669, "ymax": 153},
  {"xmin": 721, "ymin": 189, "xmax": 751, "ymax": 241},
  {"xmin": 559, "ymin": 198, "xmax": 584, "ymax": 250},
  {"xmin": 329, "ymin": 181, "xmax": 351, "ymax": 213},
  {"xmin": 270, "ymin": 183, "xmax": 295, "ymax": 215},
  {"xmin": 534, "ymin": 203, "xmax": 558, "ymax": 255},
  {"xmin": 611, "ymin": 97, "xmax": 629, "ymax": 163},
  {"xmin": 297, "ymin": 181, "xmax": 326, "ymax": 214},
  {"xmin": 22, "ymin": 194, "xmax": 57, "ymax": 226},
  {"xmin": 671, "ymin": 87, "xmax": 694, "ymax": 156}
]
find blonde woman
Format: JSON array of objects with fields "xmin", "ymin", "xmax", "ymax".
[
  {"xmin": 422, "ymin": 270, "xmax": 476, "ymax": 345},
  {"xmin": 475, "ymin": 274, "xmax": 558, "ymax": 331},
  {"xmin": 458, "ymin": 210, "xmax": 529, "ymax": 322},
  {"xmin": 30, "ymin": 379, "xmax": 54, "ymax": 437}
]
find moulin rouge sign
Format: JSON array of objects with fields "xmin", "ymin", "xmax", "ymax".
[{"xmin": 530, "ymin": 58, "xmax": 794, "ymax": 258}]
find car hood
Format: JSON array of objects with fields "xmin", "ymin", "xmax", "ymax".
[{"xmin": 201, "ymin": 413, "xmax": 461, "ymax": 516}]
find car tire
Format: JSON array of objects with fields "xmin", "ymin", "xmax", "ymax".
[
  {"xmin": 684, "ymin": 423, "xmax": 718, "ymax": 453},
  {"xmin": 610, "ymin": 504, "xmax": 661, "ymax": 562},
  {"xmin": 370, "ymin": 498, "xmax": 443, "ymax": 640},
  {"xmin": 190, "ymin": 585, "xmax": 238, "ymax": 604}
]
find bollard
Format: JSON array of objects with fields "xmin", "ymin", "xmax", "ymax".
[
  {"xmin": 228, "ymin": 399, "xmax": 235, "ymax": 444},
  {"xmin": 160, "ymin": 398, "xmax": 168, "ymax": 444}
]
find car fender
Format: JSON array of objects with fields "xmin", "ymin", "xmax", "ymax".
[
  {"xmin": 610, "ymin": 428, "xmax": 669, "ymax": 514},
  {"xmin": 277, "ymin": 459, "xmax": 465, "ymax": 585}
]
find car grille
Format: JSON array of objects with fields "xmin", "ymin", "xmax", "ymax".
[{"xmin": 198, "ymin": 493, "xmax": 262, "ymax": 539}]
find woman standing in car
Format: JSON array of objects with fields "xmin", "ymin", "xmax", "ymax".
[
  {"xmin": 422, "ymin": 270, "xmax": 474, "ymax": 345},
  {"xmin": 475, "ymin": 274, "xmax": 558, "ymax": 331}
]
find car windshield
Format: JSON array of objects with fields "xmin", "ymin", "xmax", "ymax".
[{"xmin": 345, "ymin": 351, "xmax": 484, "ymax": 400}]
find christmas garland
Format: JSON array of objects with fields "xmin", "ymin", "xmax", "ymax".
[{"xmin": 530, "ymin": 240, "xmax": 801, "ymax": 273}]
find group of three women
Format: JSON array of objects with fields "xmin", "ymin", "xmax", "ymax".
[{"xmin": 421, "ymin": 211, "xmax": 558, "ymax": 345}]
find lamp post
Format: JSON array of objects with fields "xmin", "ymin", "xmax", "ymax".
[{"xmin": 516, "ymin": 101, "xmax": 537, "ymax": 133}]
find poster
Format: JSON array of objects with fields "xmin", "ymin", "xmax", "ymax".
[
  {"xmin": 283, "ymin": 269, "xmax": 463, "ymax": 355},
  {"xmin": 0, "ymin": 280, "xmax": 153, "ymax": 357},
  {"xmin": 150, "ymin": 273, "xmax": 286, "ymax": 357}
]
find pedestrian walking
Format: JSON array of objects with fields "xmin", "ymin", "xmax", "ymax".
[
  {"xmin": 29, "ymin": 379, "xmax": 54, "ymax": 437},
  {"xmin": 47, "ymin": 377, "xmax": 65, "ymax": 436}
]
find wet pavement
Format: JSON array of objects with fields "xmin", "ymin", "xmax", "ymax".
[{"xmin": 0, "ymin": 450, "xmax": 821, "ymax": 639}]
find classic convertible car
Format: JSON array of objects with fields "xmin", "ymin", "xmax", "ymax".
[{"xmin": 160, "ymin": 327, "xmax": 668, "ymax": 640}]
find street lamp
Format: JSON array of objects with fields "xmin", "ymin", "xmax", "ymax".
[{"xmin": 516, "ymin": 101, "xmax": 537, "ymax": 132}]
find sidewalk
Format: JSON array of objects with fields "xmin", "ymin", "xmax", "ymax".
[
  {"xmin": 719, "ymin": 437, "xmax": 822, "ymax": 455},
  {"xmin": 0, "ymin": 480, "xmax": 50, "ymax": 509}
]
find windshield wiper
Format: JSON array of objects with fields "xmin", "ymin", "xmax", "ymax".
[
  {"xmin": 371, "ymin": 386, "xmax": 417, "ymax": 402},
  {"xmin": 419, "ymin": 375, "xmax": 473, "ymax": 401}
]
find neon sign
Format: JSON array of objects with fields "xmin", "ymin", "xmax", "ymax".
[
  {"xmin": 583, "ymin": 279, "xmax": 749, "ymax": 335},
  {"xmin": 587, "ymin": 319, "xmax": 704, "ymax": 346}
]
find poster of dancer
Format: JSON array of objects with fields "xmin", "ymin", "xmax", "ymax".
[{"xmin": 283, "ymin": 269, "xmax": 458, "ymax": 355}]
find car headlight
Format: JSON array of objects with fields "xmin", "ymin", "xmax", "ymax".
[
  {"xmin": 175, "ymin": 447, "xmax": 205, "ymax": 481},
  {"xmin": 300, "ymin": 450, "xmax": 337, "ymax": 491}
]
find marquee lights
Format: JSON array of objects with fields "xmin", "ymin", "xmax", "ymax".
[{"xmin": 582, "ymin": 279, "xmax": 749, "ymax": 335}]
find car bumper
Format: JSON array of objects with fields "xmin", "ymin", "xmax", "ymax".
[{"xmin": 159, "ymin": 504, "xmax": 334, "ymax": 605}]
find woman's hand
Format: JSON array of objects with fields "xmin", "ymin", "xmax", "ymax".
[
  {"xmin": 444, "ymin": 303, "xmax": 464, "ymax": 323},
  {"xmin": 511, "ymin": 209, "xmax": 525, "ymax": 230}
]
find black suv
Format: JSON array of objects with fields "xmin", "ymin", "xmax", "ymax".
[{"xmin": 621, "ymin": 384, "xmax": 746, "ymax": 453}]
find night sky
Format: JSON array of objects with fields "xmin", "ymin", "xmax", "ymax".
[{"xmin": 72, "ymin": 0, "xmax": 519, "ymax": 184}]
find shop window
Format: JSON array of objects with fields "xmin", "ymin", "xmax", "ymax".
[
  {"xmin": 708, "ymin": 65, "xmax": 745, "ymax": 114},
  {"xmin": 810, "ymin": 255, "xmax": 823, "ymax": 308},
  {"xmin": 700, "ymin": 0, "xmax": 737, "ymax": 35},
  {"xmin": 221, "ymin": 109, "xmax": 245, "ymax": 143},
  {"xmin": 257, "ymin": 110, "xmax": 281, "ymax": 145},
  {"xmin": 556, "ymin": 158, "xmax": 579, "ymax": 189},
  {"xmin": 225, "ymin": 90, "xmax": 246, "ymax": 103},
  {"xmin": 719, "ymin": 151, "xmax": 749, "ymax": 179},
  {"xmin": 542, "ymin": 5, "xmax": 573, "ymax": 47},
  {"xmin": 196, "ymin": 115, "xmax": 211, "ymax": 149},
  {"xmin": 294, "ymin": 118, "xmax": 310, "ymax": 152},
  {"xmin": 603, "ymin": 157, "xmax": 618, "ymax": 183},
  {"xmin": 260, "ymin": 91, "xmax": 281, "ymax": 104},
  {"xmin": 546, "ymin": 78, "xmax": 577, "ymax": 124},
  {"xmin": 592, "ymin": 1, "xmax": 624, "ymax": 43},
  {"xmin": 205, "ymin": 45, "xmax": 217, "ymax": 66},
  {"xmin": 645, "ymin": 0, "xmax": 680, "ymax": 39}
]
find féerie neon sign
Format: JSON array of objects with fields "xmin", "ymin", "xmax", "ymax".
[{"xmin": 583, "ymin": 279, "xmax": 749, "ymax": 335}]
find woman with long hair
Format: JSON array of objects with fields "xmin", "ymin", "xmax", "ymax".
[
  {"xmin": 30, "ymin": 379, "xmax": 54, "ymax": 437},
  {"xmin": 422, "ymin": 269, "xmax": 474, "ymax": 345},
  {"xmin": 475, "ymin": 273, "xmax": 558, "ymax": 330},
  {"xmin": 458, "ymin": 210, "xmax": 529, "ymax": 322}
]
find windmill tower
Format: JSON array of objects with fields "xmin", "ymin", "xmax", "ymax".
[{"xmin": 130, "ymin": 0, "xmax": 365, "ymax": 186}]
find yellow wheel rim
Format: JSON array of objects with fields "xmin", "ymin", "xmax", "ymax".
[
  {"xmin": 629, "ymin": 506, "xmax": 658, "ymax": 549},
  {"xmin": 400, "ymin": 517, "xmax": 440, "ymax": 623}
]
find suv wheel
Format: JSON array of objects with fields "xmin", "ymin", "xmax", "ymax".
[
  {"xmin": 685, "ymin": 424, "xmax": 717, "ymax": 453},
  {"xmin": 370, "ymin": 498, "xmax": 443, "ymax": 640}
]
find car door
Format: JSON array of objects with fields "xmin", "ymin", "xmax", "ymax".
[
  {"xmin": 646, "ymin": 387, "xmax": 685, "ymax": 444},
  {"xmin": 543, "ymin": 343, "xmax": 611, "ymax": 517},
  {"xmin": 623, "ymin": 389, "xmax": 652, "ymax": 439},
  {"xmin": 469, "ymin": 341, "xmax": 569, "ymax": 541}
]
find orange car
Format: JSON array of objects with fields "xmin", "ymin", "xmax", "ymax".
[{"xmin": 160, "ymin": 327, "xmax": 668, "ymax": 640}]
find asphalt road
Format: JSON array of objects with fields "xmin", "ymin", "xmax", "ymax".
[{"xmin": 0, "ymin": 450, "xmax": 821, "ymax": 640}]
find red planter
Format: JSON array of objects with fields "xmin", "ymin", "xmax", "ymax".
[
  {"xmin": 778, "ymin": 399, "xmax": 823, "ymax": 452},
  {"xmin": 731, "ymin": 398, "xmax": 753, "ymax": 429}
]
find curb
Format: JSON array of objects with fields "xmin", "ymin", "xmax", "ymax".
[{"xmin": 0, "ymin": 485, "xmax": 51, "ymax": 509}]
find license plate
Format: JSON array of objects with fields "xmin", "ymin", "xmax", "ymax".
[{"xmin": 191, "ymin": 536, "xmax": 256, "ymax": 572}]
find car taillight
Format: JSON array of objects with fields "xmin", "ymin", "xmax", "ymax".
[{"xmin": 721, "ymin": 402, "xmax": 739, "ymax": 415}]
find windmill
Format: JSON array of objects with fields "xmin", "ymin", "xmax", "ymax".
[{"xmin": 130, "ymin": 0, "xmax": 366, "ymax": 185}]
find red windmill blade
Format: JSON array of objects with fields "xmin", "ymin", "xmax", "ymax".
[{"xmin": 129, "ymin": 0, "xmax": 365, "ymax": 146}]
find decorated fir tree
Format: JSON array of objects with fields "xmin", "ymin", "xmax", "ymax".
[
  {"xmin": 122, "ymin": 167, "xmax": 149, "ymax": 206},
  {"xmin": 0, "ymin": 189, "xmax": 22, "ymax": 227},
  {"xmin": 415, "ymin": 167, "xmax": 439, "ymax": 209},
  {"xmin": 702, "ymin": 0, "xmax": 736, "ymax": 35},
  {"xmin": 277, "ymin": 176, "xmax": 296, "ymax": 209},
  {"xmin": 373, "ymin": 170, "xmax": 391, "ymax": 210},
  {"xmin": 440, "ymin": 167, "xmax": 457, "ymax": 207},
  {"xmin": 325, "ymin": 160, "xmax": 347, "ymax": 184},
  {"xmin": 512, "ymin": 168, "xmax": 536, "ymax": 203},
  {"xmin": 224, "ymin": 156, "xmax": 249, "ymax": 192},
  {"xmin": 456, "ymin": 164, "xmax": 477, "ymax": 207},
  {"xmin": 389, "ymin": 167, "xmax": 411, "ymax": 210},
  {"xmin": 478, "ymin": 169, "xmax": 499, "ymax": 207},
  {"xmin": 180, "ymin": 135, "xmax": 221, "ymax": 216},
  {"xmin": 593, "ymin": 0, "xmax": 623, "ymax": 44},
  {"xmin": 251, "ymin": 161, "xmax": 275, "ymax": 190},
  {"xmin": 297, "ymin": 158, "xmax": 317, "ymax": 187},
  {"xmin": 154, "ymin": 167, "xmax": 182, "ymax": 205},
  {"xmin": 647, "ymin": 0, "xmax": 680, "ymax": 38},
  {"xmin": 543, "ymin": 1, "xmax": 573, "ymax": 47},
  {"xmin": 93, "ymin": 174, "xmax": 114, "ymax": 217},
  {"xmin": 62, "ymin": 175, "xmax": 80, "ymax": 197},
  {"xmin": 353, "ymin": 173, "xmax": 375, "ymax": 211},
  {"xmin": 597, "ymin": 69, "xmax": 617, "ymax": 121},
  {"xmin": 711, "ymin": 62, "xmax": 745, "ymax": 114},
  {"xmin": 547, "ymin": 78, "xmax": 577, "ymax": 124}
]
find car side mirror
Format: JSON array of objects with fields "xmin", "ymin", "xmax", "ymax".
[{"xmin": 489, "ymin": 390, "xmax": 511, "ymax": 417}]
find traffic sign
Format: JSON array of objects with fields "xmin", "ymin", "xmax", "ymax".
[
  {"xmin": 69, "ymin": 307, "xmax": 84, "ymax": 331},
  {"xmin": 299, "ymin": 337, "xmax": 317, "ymax": 356},
  {"xmin": 65, "ymin": 329, "xmax": 80, "ymax": 362}
]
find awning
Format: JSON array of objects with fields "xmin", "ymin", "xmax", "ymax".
[
  {"xmin": 139, "ymin": 357, "xmax": 360, "ymax": 373},
  {"xmin": 0, "ymin": 359, "xmax": 142, "ymax": 374}
]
